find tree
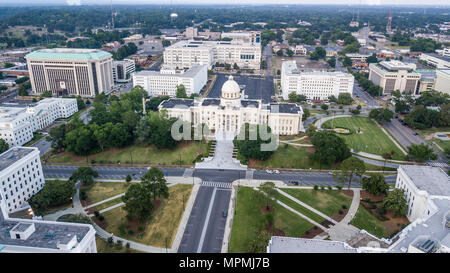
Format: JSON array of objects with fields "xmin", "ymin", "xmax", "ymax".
[
  {"xmin": 369, "ymin": 108, "xmax": 394, "ymax": 123},
  {"xmin": 276, "ymin": 49, "xmax": 283, "ymax": 56},
  {"xmin": 321, "ymin": 104, "xmax": 329, "ymax": 111},
  {"xmin": 176, "ymin": 84, "xmax": 188, "ymax": 98},
  {"xmin": 381, "ymin": 150, "xmax": 395, "ymax": 173},
  {"xmin": 122, "ymin": 183, "xmax": 154, "ymax": 221},
  {"xmin": 382, "ymin": 189, "xmax": 407, "ymax": 217},
  {"xmin": 310, "ymin": 131, "xmax": 351, "ymax": 165},
  {"xmin": 126, "ymin": 174, "xmax": 132, "ymax": 183},
  {"xmin": 247, "ymin": 231, "xmax": 272, "ymax": 253},
  {"xmin": 361, "ymin": 174, "xmax": 389, "ymax": 196},
  {"xmin": 76, "ymin": 96, "xmax": 86, "ymax": 110},
  {"xmin": 233, "ymin": 63, "xmax": 239, "ymax": 70},
  {"xmin": 162, "ymin": 40, "xmax": 171, "ymax": 47},
  {"xmin": 47, "ymin": 124, "xmax": 66, "ymax": 152},
  {"xmin": 407, "ymin": 143, "xmax": 437, "ymax": 162},
  {"xmin": 333, "ymin": 157, "xmax": 366, "ymax": 190},
  {"xmin": 286, "ymin": 49, "xmax": 294, "ymax": 57},
  {"xmin": 327, "ymin": 56, "xmax": 336, "ymax": 68},
  {"xmin": 260, "ymin": 182, "xmax": 276, "ymax": 210},
  {"xmin": 141, "ymin": 167, "xmax": 169, "ymax": 200},
  {"xmin": 366, "ymin": 53, "xmax": 378, "ymax": 63},
  {"xmin": 337, "ymin": 93, "xmax": 353, "ymax": 105},
  {"xmin": 69, "ymin": 167, "xmax": 99, "ymax": 186},
  {"xmin": 233, "ymin": 124, "xmax": 275, "ymax": 162},
  {"xmin": 29, "ymin": 180, "xmax": 76, "ymax": 216},
  {"xmin": 0, "ymin": 139, "xmax": 9, "ymax": 154},
  {"xmin": 343, "ymin": 56, "xmax": 352, "ymax": 67}
]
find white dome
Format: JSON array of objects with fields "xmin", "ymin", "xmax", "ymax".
[{"xmin": 221, "ymin": 75, "xmax": 241, "ymax": 99}]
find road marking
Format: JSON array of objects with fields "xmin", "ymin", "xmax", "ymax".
[{"xmin": 197, "ymin": 187, "xmax": 217, "ymax": 253}]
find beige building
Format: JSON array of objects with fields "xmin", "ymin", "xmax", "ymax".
[
  {"xmin": 435, "ymin": 69, "xmax": 450, "ymax": 95},
  {"xmin": 368, "ymin": 61, "xmax": 420, "ymax": 95},
  {"xmin": 26, "ymin": 48, "xmax": 114, "ymax": 97},
  {"xmin": 158, "ymin": 75, "xmax": 303, "ymax": 136}
]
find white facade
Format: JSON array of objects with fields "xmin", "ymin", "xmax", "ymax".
[
  {"xmin": 133, "ymin": 65, "xmax": 207, "ymax": 97},
  {"xmin": 159, "ymin": 75, "xmax": 304, "ymax": 136},
  {"xmin": 369, "ymin": 61, "xmax": 420, "ymax": 95},
  {"xmin": 435, "ymin": 69, "xmax": 450, "ymax": 95},
  {"xmin": 185, "ymin": 27, "xmax": 198, "ymax": 39},
  {"xmin": 26, "ymin": 48, "xmax": 114, "ymax": 97},
  {"xmin": 163, "ymin": 40, "xmax": 261, "ymax": 70},
  {"xmin": 395, "ymin": 165, "xmax": 450, "ymax": 222},
  {"xmin": 112, "ymin": 59, "xmax": 135, "ymax": 83},
  {"xmin": 220, "ymin": 31, "xmax": 261, "ymax": 45},
  {"xmin": 0, "ymin": 98, "xmax": 78, "ymax": 147},
  {"xmin": 0, "ymin": 147, "xmax": 44, "ymax": 213},
  {"xmin": 419, "ymin": 53, "xmax": 450, "ymax": 69},
  {"xmin": 346, "ymin": 53, "xmax": 370, "ymax": 62},
  {"xmin": 281, "ymin": 61, "xmax": 354, "ymax": 101}
]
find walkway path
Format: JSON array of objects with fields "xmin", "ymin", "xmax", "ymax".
[
  {"xmin": 340, "ymin": 188, "xmax": 360, "ymax": 225},
  {"xmin": 276, "ymin": 188, "xmax": 337, "ymax": 225},
  {"xmin": 84, "ymin": 193, "xmax": 125, "ymax": 209},
  {"xmin": 328, "ymin": 189, "xmax": 361, "ymax": 242}
]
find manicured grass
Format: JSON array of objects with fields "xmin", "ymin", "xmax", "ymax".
[
  {"xmin": 83, "ymin": 182, "xmax": 129, "ymax": 204},
  {"xmin": 273, "ymin": 191, "xmax": 325, "ymax": 223},
  {"xmin": 281, "ymin": 189, "xmax": 352, "ymax": 217},
  {"xmin": 95, "ymin": 236, "xmax": 141, "ymax": 253},
  {"xmin": 48, "ymin": 141, "xmax": 209, "ymax": 165},
  {"xmin": 101, "ymin": 184, "xmax": 192, "ymax": 248},
  {"xmin": 434, "ymin": 139, "xmax": 450, "ymax": 152},
  {"xmin": 322, "ymin": 116, "xmax": 404, "ymax": 159},
  {"xmin": 228, "ymin": 187, "xmax": 314, "ymax": 253},
  {"xmin": 251, "ymin": 145, "xmax": 332, "ymax": 169},
  {"xmin": 418, "ymin": 127, "xmax": 450, "ymax": 135},
  {"xmin": 350, "ymin": 206, "xmax": 387, "ymax": 238}
]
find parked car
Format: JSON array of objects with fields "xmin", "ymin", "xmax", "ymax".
[
  {"xmin": 273, "ymin": 170, "xmax": 280, "ymax": 174},
  {"xmin": 289, "ymin": 180, "xmax": 300, "ymax": 185},
  {"xmin": 223, "ymin": 210, "xmax": 228, "ymax": 218},
  {"xmin": 413, "ymin": 132, "xmax": 419, "ymax": 136},
  {"xmin": 266, "ymin": 169, "xmax": 273, "ymax": 174}
]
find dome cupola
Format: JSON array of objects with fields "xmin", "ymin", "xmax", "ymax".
[{"xmin": 221, "ymin": 75, "xmax": 241, "ymax": 100}]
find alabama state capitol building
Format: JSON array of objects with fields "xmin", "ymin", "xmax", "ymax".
[{"xmin": 158, "ymin": 75, "xmax": 304, "ymax": 136}]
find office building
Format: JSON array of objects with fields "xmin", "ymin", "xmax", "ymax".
[
  {"xmin": 0, "ymin": 98, "xmax": 78, "ymax": 147},
  {"xmin": 368, "ymin": 61, "xmax": 420, "ymax": 95},
  {"xmin": 435, "ymin": 69, "xmax": 450, "ymax": 95},
  {"xmin": 419, "ymin": 53, "xmax": 450, "ymax": 69},
  {"xmin": 26, "ymin": 48, "xmax": 114, "ymax": 97},
  {"xmin": 163, "ymin": 40, "xmax": 261, "ymax": 70},
  {"xmin": 112, "ymin": 59, "xmax": 135, "ymax": 83},
  {"xmin": 133, "ymin": 64, "xmax": 207, "ymax": 97},
  {"xmin": 281, "ymin": 61, "xmax": 354, "ymax": 101}
]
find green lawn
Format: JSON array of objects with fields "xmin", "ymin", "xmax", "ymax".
[
  {"xmin": 228, "ymin": 187, "xmax": 314, "ymax": 253},
  {"xmin": 273, "ymin": 191, "xmax": 325, "ymax": 223},
  {"xmin": 350, "ymin": 206, "xmax": 387, "ymax": 238},
  {"xmin": 280, "ymin": 189, "xmax": 352, "ymax": 217},
  {"xmin": 418, "ymin": 127, "xmax": 450, "ymax": 135},
  {"xmin": 48, "ymin": 141, "xmax": 209, "ymax": 165},
  {"xmin": 250, "ymin": 145, "xmax": 332, "ymax": 169},
  {"xmin": 93, "ymin": 197, "xmax": 124, "ymax": 211},
  {"xmin": 101, "ymin": 184, "xmax": 192, "ymax": 248},
  {"xmin": 83, "ymin": 182, "xmax": 129, "ymax": 204},
  {"xmin": 434, "ymin": 138, "xmax": 450, "ymax": 152},
  {"xmin": 322, "ymin": 116, "xmax": 404, "ymax": 159}
]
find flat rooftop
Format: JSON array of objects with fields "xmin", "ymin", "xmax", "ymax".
[
  {"xmin": 268, "ymin": 237, "xmax": 358, "ymax": 253},
  {"xmin": 26, "ymin": 48, "xmax": 112, "ymax": 61},
  {"xmin": 423, "ymin": 53, "xmax": 450, "ymax": 63},
  {"xmin": 400, "ymin": 165, "xmax": 450, "ymax": 196},
  {"xmin": 0, "ymin": 147, "xmax": 36, "ymax": 173},
  {"xmin": 134, "ymin": 64, "xmax": 206, "ymax": 78},
  {"xmin": 282, "ymin": 60, "xmax": 353, "ymax": 77}
]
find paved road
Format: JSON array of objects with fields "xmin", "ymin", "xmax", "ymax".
[
  {"xmin": 178, "ymin": 185, "xmax": 231, "ymax": 253},
  {"xmin": 32, "ymin": 138, "xmax": 52, "ymax": 156}
]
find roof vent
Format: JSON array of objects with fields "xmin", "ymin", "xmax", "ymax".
[
  {"xmin": 10, "ymin": 222, "xmax": 35, "ymax": 240},
  {"xmin": 418, "ymin": 239, "xmax": 437, "ymax": 253}
]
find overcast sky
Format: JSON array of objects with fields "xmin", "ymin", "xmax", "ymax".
[
  {"xmin": 0, "ymin": 0, "xmax": 450, "ymax": 6},
  {"xmin": 0, "ymin": 0, "xmax": 449, "ymax": 6}
]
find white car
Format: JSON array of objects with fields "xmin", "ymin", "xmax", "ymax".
[
  {"xmin": 273, "ymin": 170, "xmax": 280, "ymax": 174},
  {"xmin": 266, "ymin": 169, "xmax": 273, "ymax": 174}
]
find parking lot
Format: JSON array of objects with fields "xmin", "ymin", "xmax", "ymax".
[{"xmin": 207, "ymin": 73, "xmax": 275, "ymax": 104}]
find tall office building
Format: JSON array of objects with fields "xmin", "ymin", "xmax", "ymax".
[
  {"xmin": 26, "ymin": 48, "xmax": 114, "ymax": 97},
  {"xmin": 281, "ymin": 61, "xmax": 354, "ymax": 101},
  {"xmin": 112, "ymin": 59, "xmax": 135, "ymax": 83},
  {"xmin": 368, "ymin": 60, "xmax": 420, "ymax": 95}
]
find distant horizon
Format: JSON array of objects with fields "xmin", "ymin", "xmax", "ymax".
[{"xmin": 0, "ymin": 0, "xmax": 450, "ymax": 8}]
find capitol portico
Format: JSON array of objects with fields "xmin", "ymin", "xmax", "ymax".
[{"xmin": 158, "ymin": 75, "xmax": 304, "ymax": 136}]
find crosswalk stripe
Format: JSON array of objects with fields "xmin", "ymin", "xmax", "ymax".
[{"xmin": 201, "ymin": 181, "xmax": 233, "ymax": 188}]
